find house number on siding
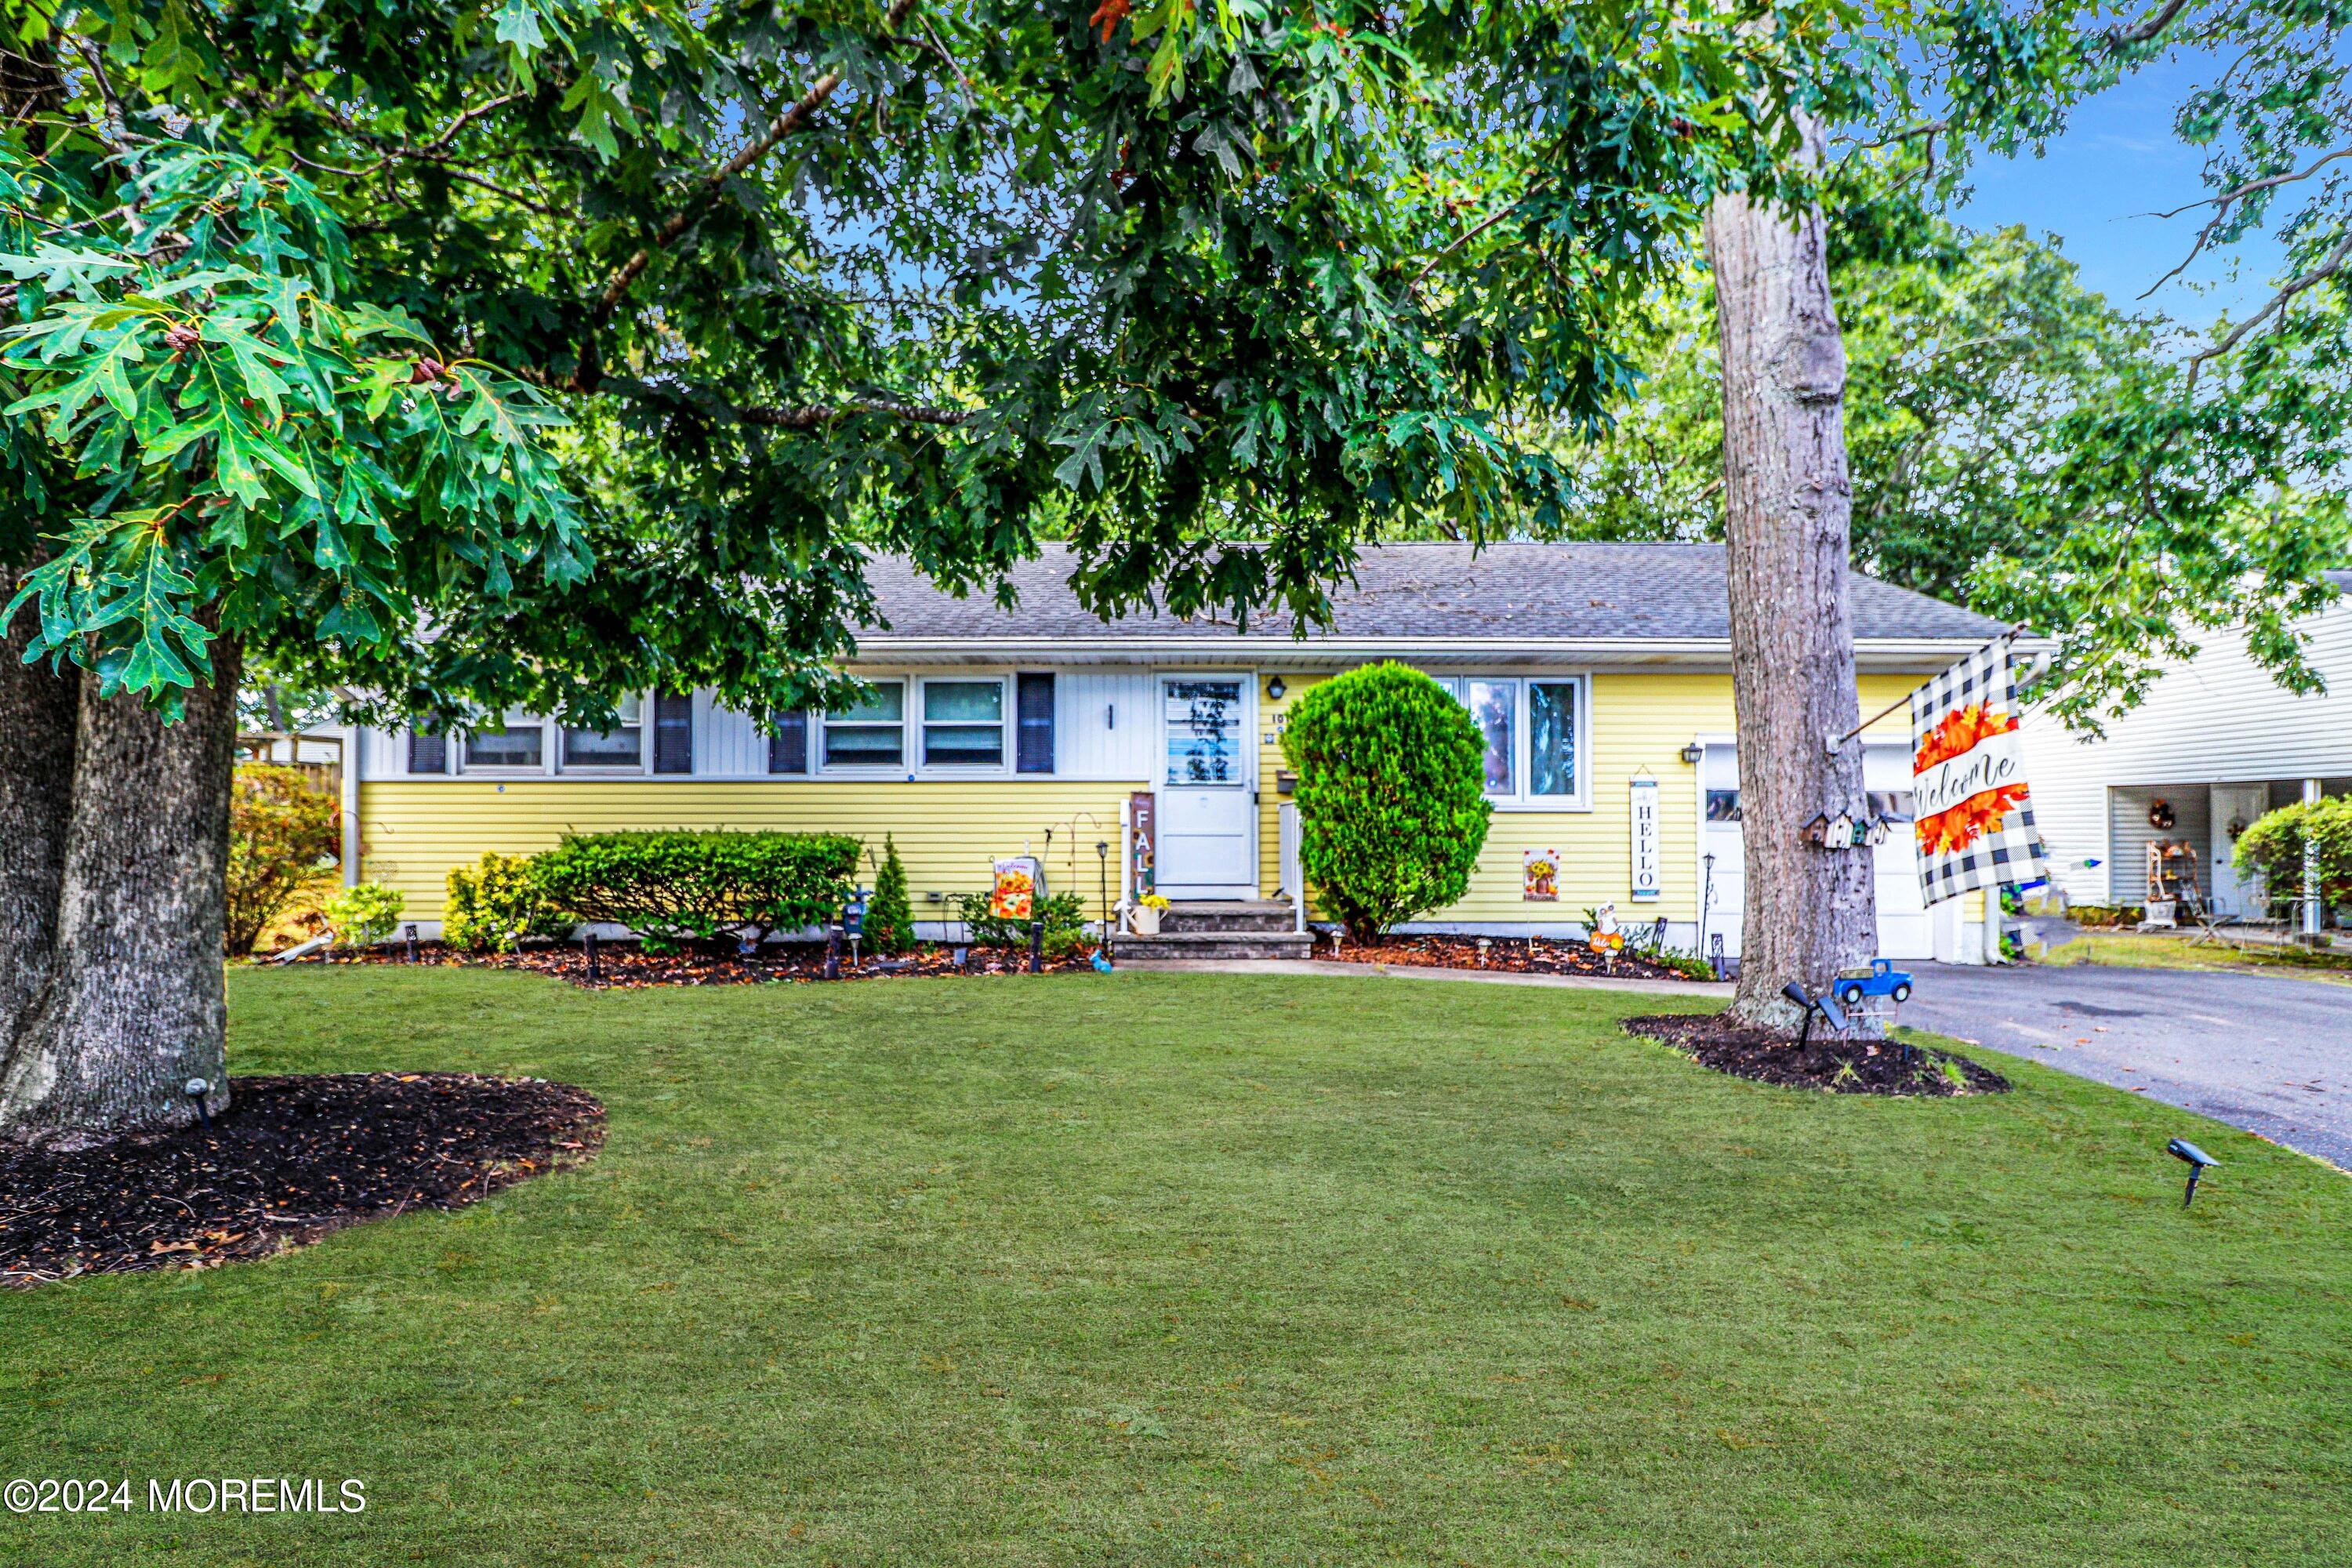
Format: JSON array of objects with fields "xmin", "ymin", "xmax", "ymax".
[{"xmin": 1629, "ymin": 775, "xmax": 1661, "ymax": 902}]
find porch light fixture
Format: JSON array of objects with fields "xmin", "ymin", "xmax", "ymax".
[
  {"xmin": 1265, "ymin": 676, "xmax": 1287, "ymax": 701},
  {"xmin": 1679, "ymin": 742, "xmax": 1704, "ymax": 765}
]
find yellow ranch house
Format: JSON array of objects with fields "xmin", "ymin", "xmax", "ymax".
[{"xmin": 339, "ymin": 543, "xmax": 2005, "ymax": 960}]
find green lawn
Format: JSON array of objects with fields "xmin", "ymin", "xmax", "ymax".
[
  {"xmin": 5, "ymin": 968, "xmax": 2349, "ymax": 1566},
  {"xmin": 2040, "ymin": 929, "xmax": 2352, "ymax": 983}
]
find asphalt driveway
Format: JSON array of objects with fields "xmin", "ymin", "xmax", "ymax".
[{"xmin": 1903, "ymin": 962, "xmax": 2352, "ymax": 1170}]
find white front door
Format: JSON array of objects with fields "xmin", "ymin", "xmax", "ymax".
[
  {"xmin": 2210, "ymin": 783, "xmax": 2270, "ymax": 916},
  {"xmin": 1156, "ymin": 676, "xmax": 1256, "ymax": 898}
]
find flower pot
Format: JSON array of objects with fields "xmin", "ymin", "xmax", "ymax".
[{"xmin": 1130, "ymin": 905, "xmax": 1162, "ymax": 936}]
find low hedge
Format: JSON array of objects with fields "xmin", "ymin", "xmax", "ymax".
[{"xmin": 531, "ymin": 830, "xmax": 861, "ymax": 953}]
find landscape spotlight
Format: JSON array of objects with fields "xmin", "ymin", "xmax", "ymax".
[
  {"xmin": 2168, "ymin": 1138, "xmax": 2218, "ymax": 1206},
  {"xmin": 184, "ymin": 1076, "xmax": 212, "ymax": 1130}
]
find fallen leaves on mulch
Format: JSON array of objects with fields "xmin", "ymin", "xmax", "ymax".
[
  {"xmin": 1623, "ymin": 1013, "xmax": 2010, "ymax": 1097},
  {"xmin": 1319, "ymin": 933, "xmax": 1711, "ymax": 983},
  {"xmin": 285, "ymin": 940, "xmax": 1104, "ymax": 989},
  {"xmin": 1, "ymin": 1073, "xmax": 604, "ymax": 1288}
]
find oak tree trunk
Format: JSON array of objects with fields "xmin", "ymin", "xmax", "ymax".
[
  {"xmin": 1704, "ymin": 116, "xmax": 1877, "ymax": 1029},
  {"xmin": 0, "ymin": 595, "xmax": 80, "ymax": 1067},
  {"xmin": 0, "ymin": 641, "xmax": 242, "ymax": 1146}
]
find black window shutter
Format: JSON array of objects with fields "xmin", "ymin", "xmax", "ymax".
[
  {"xmin": 408, "ymin": 726, "xmax": 446, "ymax": 775},
  {"xmin": 654, "ymin": 693, "xmax": 694, "ymax": 774},
  {"xmin": 768, "ymin": 710, "xmax": 808, "ymax": 775},
  {"xmin": 1016, "ymin": 673, "xmax": 1054, "ymax": 775}
]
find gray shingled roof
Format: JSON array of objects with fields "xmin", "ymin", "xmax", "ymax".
[{"xmin": 858, "ymin": 543, "xmax": 2004, "ymax": 642}]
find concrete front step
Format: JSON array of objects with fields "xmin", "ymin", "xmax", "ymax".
[
  {"xmin": 1157, "ymin": 899, "xmax": 1301, "ymax": 935},
  {"xmin": 1113, "ymin": 930, "xmax": 1316, "ymax": 962}
]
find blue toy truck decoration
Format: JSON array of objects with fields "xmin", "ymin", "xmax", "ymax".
[{"xmin": 1835, "ymin": 959, "xmax": 1914, "ymax": 1009}]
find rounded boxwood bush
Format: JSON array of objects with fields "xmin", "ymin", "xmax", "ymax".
[{"xmin": 1280, "ymin": 662, "xmax": 1492, "ymax": 942}]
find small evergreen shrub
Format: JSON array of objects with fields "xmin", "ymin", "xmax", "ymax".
[
  {"xmin": 866, "ymin": 836, "xmax": 915, "ymax": 955},
  {"xmin": 1280, "ymin": 662, "xmax": 1493, "ymax": 942},
  {"xmin": 531, "ymin": 830, "xmax": 860, "ymax": 953},
  {"xmin": 224, "ymin": 764, "xmax": 343, "ymax": 956},
  {"xmin": 323, "ymin": 881, "xmax": 405, "ymax": 948},
  {"xmin": 957, "ymin": 889, "xmax": 1087, "ymax": 956},
  {"xmin": 444, "ymin": 851, "xmax": 569, "ymax": 953}
]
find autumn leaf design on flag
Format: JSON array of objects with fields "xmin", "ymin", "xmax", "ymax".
[{"xmin": 1913, "ymin": 702, "xmax": 2028, "ymax": 854}]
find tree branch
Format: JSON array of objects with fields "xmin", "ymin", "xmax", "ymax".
[
  {"xmin": 2137, "ymin": 149, "xmax": 2352, "ymax": 299},
  {"xmin": 2185, "ymin": 227, "xmax": 2352, "ymax": 386},
  {"xmin": 580, "ymin": 0, "xmax": 924, "ymax": 370},
  {"xmin": 2107, "ymin": 0, "xmax": 2198, "ymax": 48},
  {"xmin": 737, "ymin": 397, "xmax": 971, "ymax": 429}
]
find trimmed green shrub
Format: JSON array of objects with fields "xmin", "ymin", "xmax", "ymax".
[
  {"xmin": 956, "ymin": 889, "xmax": 1087, "ymax": 956},
  {"xmin": 2234, "ymin": 797, "xmax": 2352, "ymax": 913},
  {"xmin": 445, "ymin": 851, "xmax": 570, "ymax": 954},
  {"xmin": 866, "ymin": 835, "xmax": 915, "ymax": 955},
  {"xmin": 323, "ymin": 881, "xmax": 405, "ymax": 948},
  {"xmin": 225, "ymin": 763, "xmax": 343, "ymax": 956},
  {"xmin": 531, "ymin": 830, "xmax": 861, "ymax": 953},
  {"xmin": 1281, "ymin": 662, "xmax": 1493, "ymax": 942}
]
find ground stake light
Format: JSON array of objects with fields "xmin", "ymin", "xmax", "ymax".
[
  {"xmin": 185, "ymin": 1077, "xmax": 212, "ymax": 1130},
  {"xmin": 2169, "ymin": 1138, "xmax": 2218, "ymax": 1206}
]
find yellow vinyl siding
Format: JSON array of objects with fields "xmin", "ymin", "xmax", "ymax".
[
  {"xmin": 362, "ymin": 670, "xmax": 1929, "ymax": 930},
  {"xmin": 1257, "ymin": 669, "xmax": 1921, "ymax": 925},
  {"xmin": 358, "ymin": 780, "xmax": 1142, "ymax": 924}
]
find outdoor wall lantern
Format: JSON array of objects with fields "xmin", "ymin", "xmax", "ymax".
[
  {"xmin": 2168, "ymin": 1138, "xmax": 2217, "ymax": 1206},
  {"xmin": 1265, "ymin": 676, "xmax": 1287, "ymax": 701},
  {"xmin": 1679, "ymin": 742, "xmax": 1704, "ymax": 765}
]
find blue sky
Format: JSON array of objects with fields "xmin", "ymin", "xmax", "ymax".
[{"xmin": 1950, "ymin": 51, "xmax": 2284, "ymax": 328}]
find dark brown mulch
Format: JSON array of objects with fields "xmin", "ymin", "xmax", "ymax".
[
  {"xmin": 1, "ymin": 1073, "xmax": 604, "ymax": 1287},
  {"xmin": 1319, "ymin": 932, "xmax": 1713, "ymax": 982},
  {"xmin": 281, "ymin": 939, "xmax": 1103, "ymax": 988},
  {"xmin": 1623, "ymin": 1013, "xmax": 2011, "ymax": 1097}
]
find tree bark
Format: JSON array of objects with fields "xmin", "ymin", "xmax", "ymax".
[
  {"xmin": 0, "ymin": 641, "xmax": 242, "ymax": 1146},
  {"xmin": 1704, "ymin": 116, "xmax": 1878, "ymax": 1029},
  {"xmin": 0, "ymin": 596, "xmax": 80, "ymax": 1069}
]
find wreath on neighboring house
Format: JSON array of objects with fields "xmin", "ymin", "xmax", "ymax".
[{"xmin": 2148, "ymin": 799, "xmax": 2177, "ymax": 831}]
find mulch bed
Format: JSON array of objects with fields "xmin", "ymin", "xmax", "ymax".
[
  {"xmin": 2, "ymin": 1073, "xmax": 604, "ymax": 1287},
  {"xmin": 298, "ymin": 939, "xmax": 1103, "ymax": 988},
  {"xmin": 1318, "ymin": 932, "xmax": 1712, "ymax": 982},
  {"xmin": 1623, "ymin": 1013, "xmax": 2011, "ymax": 1097}
]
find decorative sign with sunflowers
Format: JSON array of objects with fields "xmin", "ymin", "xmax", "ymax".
[
  {"xmin": 1522, "ymin": 848, "xmax": 1559, "ymax": 902},
  {"xmin": 1908, "ymin": 643, "xmax": 2047, "ymax": 904}
]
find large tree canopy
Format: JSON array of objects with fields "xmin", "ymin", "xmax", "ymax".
[{"xmin": 2, "ymin": 0, "xmax": 1838, "ymax": 728}]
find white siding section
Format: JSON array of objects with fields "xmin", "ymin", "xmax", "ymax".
[
  {"xmin": 695, "ymin": 694, "xmax": 770, "ymax": 777},
  {"xmin": 2023, "ymin": 594, "xmax": 2352, "ymax": 904},
  {"xmin": 1053, "ymin": 669, "xmax": 1157, "ymax": 779},
  {"xmin": 359, "ymin": 725, "xmax": 408, "ymax": 779}
]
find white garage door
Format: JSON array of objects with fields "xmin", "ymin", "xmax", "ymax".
[{"xmin": 1697, "ymin": 741, "xmax": 1936, "ymax": 962}]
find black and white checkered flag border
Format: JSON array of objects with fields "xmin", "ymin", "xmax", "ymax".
[{"xmin": 1911, "ymin": 641, "xmax": 2048, "ymax": 906}]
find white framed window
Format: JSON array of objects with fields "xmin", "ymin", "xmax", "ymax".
[
  {"xmin": 822, "ymin": 680, "xmax": 906, "ymax": 769},
  {"xmin": 561, "ymin": 692, "xmax": 645, "ymax": 771},
  {"xmin": 920, "ymin": 677, "xmax": 1007, "ymax": 769},
  {"xmin": 463, "ymin": 708, "xmax": 546, "ymax": 771},
  {"xmin": 1433, "ymin": 675, "xmax": 1588, "ymax": 810}
]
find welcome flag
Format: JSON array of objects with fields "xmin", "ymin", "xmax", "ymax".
[{"xmin": 1910, "ymin": 641, "xmax": 2047, "ymax": 904}]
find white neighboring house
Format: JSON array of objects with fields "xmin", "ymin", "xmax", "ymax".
[{"xmin": 2021, "ymin": 571, "xmax": 2352, "ymax": 935}]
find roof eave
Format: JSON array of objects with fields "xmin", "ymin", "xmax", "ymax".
[{"xmin": 848, "ymin": 634, "xmax": 2013, "ymax": 672}]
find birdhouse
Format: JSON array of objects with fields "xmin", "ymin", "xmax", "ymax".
[
  {"xmin": 1863, "ymin": 815, "xmax": 1890, "ymax": 848},
  {"xmin": 1825, "ymin": 811, "xmax": 1857, "ymax": 849}
]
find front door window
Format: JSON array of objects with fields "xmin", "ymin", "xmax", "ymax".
[{"xmin": 1164, "ymin": 679, "xmax": 1243, "ymax": 786}]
